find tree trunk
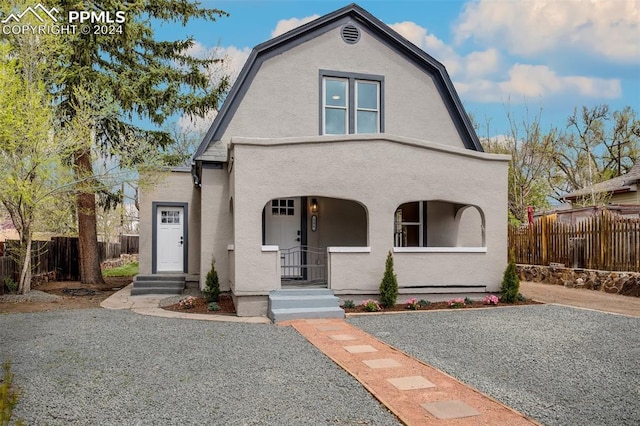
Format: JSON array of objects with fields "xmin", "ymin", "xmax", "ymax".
[
  {"xmin": 75, "ymin": 148, "xmax": 105, "ymax": 285},
  {"xmin": 18, "ymin": 235, "xmax": 32, "ymax": 294}
]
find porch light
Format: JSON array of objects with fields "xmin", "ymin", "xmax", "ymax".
[{"xmin": 310, "ymin": 198, "xmax": 319, "ymax": 213}]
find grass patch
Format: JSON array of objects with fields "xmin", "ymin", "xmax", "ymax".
[{"xmin": 102, "ymin": 262, "xmax": 139, "ymax": 278}]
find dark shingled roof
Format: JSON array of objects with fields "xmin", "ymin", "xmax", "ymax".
[{"xmin": 563, "ymin": 162, "xmax": 640, "ymax": 200}]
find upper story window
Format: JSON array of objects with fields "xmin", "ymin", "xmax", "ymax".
[{"xmin": 320, "ymin": 70, "xmax": 384, "ymax": 135}]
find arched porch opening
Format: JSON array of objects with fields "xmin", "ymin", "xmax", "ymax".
[{"xmin": 262, "ymin": 196, "xmax": 368, "ymax": 285}]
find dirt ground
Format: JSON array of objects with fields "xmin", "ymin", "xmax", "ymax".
[
  {"xmin": 520, "ymin": 281, "xmax": 640, "ymax": 317},
  {"xmin": 0, "ymin": 277, "xmax": 132, "ymax": 314}
]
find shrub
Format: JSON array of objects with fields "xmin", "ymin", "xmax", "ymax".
[
  {"xmin": 3, "ymin": 277, "xmax": 17, "ymax": 294},
  {"xmin": 483, "ymin": 294, "xmax": 499, "ymax": 305},
  {"xmin": 1, "ymin": 361, "xmax": 21, "ymax": 425},
  {"xmin": 405, "ymin": 298, "xmax": 419, "ymax": 310},
  {"xmin": 342, "ymin": 300, "xmax": 355, "ymax": 309},
  {"xmin": 361, "ymin": 299, "xmax": 381, "ymax": 312},
  {"xmin": 448, "ymin": 298, "xmax": 465, "ymax": 309},
  {"xmin": 178, "ymin": 296, "xmax": 196, "ymax": 310},
  {"xmin": 207, "ymin": 302, "xmax": 221, "ymax": 311},
  {"xmin": 464, "ymin": 297, "xmax": 474, "ymax": 306},
  {"xmin": 517, "ymin": 293, "xmax": 527, "ymax": 302},
  {"xmin": 379, "ymin": 251, "xmax": 398, "ymax": 308},
  {"xmin": 418, "ymin": 299, "xmax": 431, "ymax": 307},
  {"xmin": 203, "ymin": 259, "xmax": 220, "ymax": 303},
  {"xmin": 500, "ymin": 258, "xmax": 520, "ymax": 303}
]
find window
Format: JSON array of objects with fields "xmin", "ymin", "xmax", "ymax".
[
  {"xmin": 394, "ymin": 202, "xmax": 424, "ymax": 247},
  {"xmin": 271, "ymin": 199, "xmax": 295, "ymax": 216},
  {"xmin": 161, "ymin": 210, "xmax": 181, "ymax": 224},
  {"xmin": 321, "ymin": 71, "xmax": 383, "ymax": 135}
]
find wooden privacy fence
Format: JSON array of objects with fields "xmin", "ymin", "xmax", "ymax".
[
  {"xmin": 0, "ymin": 235, "xmax": 139, "ymax": 283},
  {"xmin": 509, "ymin": 211, "xmax": 640, "ymax": 272}
]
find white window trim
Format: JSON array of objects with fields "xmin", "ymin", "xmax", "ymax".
[
  {"xmin": 393, "ymin": 247, "xmax": 488, "ymax": 253},
  {"xmin": 322, "ymin": 77, "xmax": 349, "ymax": 135}
]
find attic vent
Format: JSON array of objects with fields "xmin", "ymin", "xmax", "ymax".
[{"xmin": 341, "ymin": 24, "xmax": 360, "ymax": 44}]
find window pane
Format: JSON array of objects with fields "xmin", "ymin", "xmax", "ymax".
[
  {"xmin": 357, "ymin": 81, "xmax": 378, "ymax": 109},
  {"xmin": 357, "ymin": 110, "xmax": 378, "ymax": 133},
  {"xmin": 399, "ymin": 202, "xmax": 419, "ymax": 222},
  {"xmin": 325, "ymin": 79, "xmax": 346, "ymax": 107},
  {"xmin": 325, "ymin": 108, "xmax": 346, "ymax": 134}
]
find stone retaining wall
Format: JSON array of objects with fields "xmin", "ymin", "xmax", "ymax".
[
  {"xmin": 517, "ymin": 264, "xmax": 640, "ymax": 297},
  {"xmin": 101, "ymin": 253, "xmax": 139, "ymax": 270}
]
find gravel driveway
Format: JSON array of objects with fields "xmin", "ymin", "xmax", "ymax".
[
  {"xmin": 350, "ymin": 305, "xmax": 640, "ymax": 426},
  {"xmin": 1, "ymin": 309, "xmax": 400, "ymax": 425}
]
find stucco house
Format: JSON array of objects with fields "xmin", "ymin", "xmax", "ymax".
[{"xmin": 138, "ymin": 4, "xmax": 510, "ymax": 319}]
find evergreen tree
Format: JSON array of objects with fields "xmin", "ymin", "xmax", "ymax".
[
  {"xmin": 500, "ymin": 257, "xmax": 520, "ymax": 303},
  {"xmin": 379, "ymin": 251, "xmax": 398, "ymax": 308}
]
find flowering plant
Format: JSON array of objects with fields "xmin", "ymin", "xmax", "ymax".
[
  {"xmin": 483, "ymin": 295, "xmax": 499, "ymax": 306},
  {"xmin": 447, "ymin": 298, "xmax": 466, "ymax": 309},
  {"xmin": 178, "ymin": 296, "xmax": 197, "ymax": 310},
  {"xmin": 405, "ymin": 298, "xmax": 419, "ymax": 310},
  {"xmin": 361, "ymin": 299, "xmax": 381, "ymax": 312}
]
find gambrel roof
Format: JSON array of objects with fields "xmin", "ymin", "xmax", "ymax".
[{"xmin": 193, "ymin": 3, "xmax": 483, "ymax": 163}]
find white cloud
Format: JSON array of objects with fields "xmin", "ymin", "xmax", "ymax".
[
  {"xmin": 457, "ymin": 64, "xmax": 621, "ymax": 102},
  {"xmin": 271, "ymin": 14, "xmax": 319, "ymax": 38},
  {"xmin": 390, "ymin": 21, "xmax": 500, "ymax": 79},
  {"xmin": 455, "ymin": 0, "xmax": 640, "ymax": 63}
]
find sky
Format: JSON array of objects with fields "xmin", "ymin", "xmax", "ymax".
[{"xmin": 160, "ymin": 0, "xmax": 640, "ymax": 139}]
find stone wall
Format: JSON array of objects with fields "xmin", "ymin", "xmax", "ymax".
[
  {"xmin": 517, "ymin": 264, "xmax": 640, "ymax": 297},
  {"xmin": 101, "ymin": 253, "xmax": 139, "ymax": 270}
]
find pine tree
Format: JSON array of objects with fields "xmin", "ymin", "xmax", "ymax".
[
  {"xmin": 500, "ymin": 257, "xmax": 520, "ymax": 303},
  {"xmin": 379, "ymin": 251, "xmax": 398, "ymax": 308},
  {"xmin": 203, "ymin": 259, "xmax": 220, "ymax": 303}
]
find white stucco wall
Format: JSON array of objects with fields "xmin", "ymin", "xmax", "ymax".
[
  {"xmin": 229, "ymin": 134, "xmax": 509, "ymax": 295},
  {"xmin": 199, "ymin": 166, "xmax": 233, "ymax": 291},
  {"xmin": 138, "ymin": 170, "xmax": 201, "ymax": 276},
  {"xmin": 202, "ymin": 24, "xmax": 467, "ymax": 162}
]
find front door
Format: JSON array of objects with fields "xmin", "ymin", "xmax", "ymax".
[
  {"xmin": 157, "ymin": 206, "xmax": 184, "ymax": 272},
  {"xmin": 265, "ymin": 198, "xmax": 302, "ymax": 278}
]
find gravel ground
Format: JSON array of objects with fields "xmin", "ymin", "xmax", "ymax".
[
  {"xmin": 0, "ymin": 290, "xmax": 61, "ymax": 303},
  {"xmin": 1, "ymin": 309, "xmax": 400, "ymax": 425},
  {"xmin": 350, "ymin": 304, "xmax": 640, "ymax": 426}
]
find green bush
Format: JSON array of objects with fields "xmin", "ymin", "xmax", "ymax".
[
  {"xmin": 418, "ymin": 299, "xmax": 431, "ymax": 307},
  {"xmin": 3, "ymin": 277, "xmax": 17, "ymax": 293},
  {"xmin": 207, "ymin": 302, "xmax": 221, "ymax": 311},
  {"xmin": 464, "ymin": 297, "xmax": 474, "ymax": 305},
  {"xmin": 203, "ymin": 259, "xmax": 220, "ymax": 303},
  {"xmin": 342, "ymin": 300, "xmax": 355, "ymax": 309},
  {"xmin": 1, "ymin": 361, "xmax": 22, "ymax": 425},
  {"xmin": 500, "ymin": 259, "xmax": 520, "ymax": 303},
  {"xmin": 379, "ymin": 251, "xmax": 398, "ymax": 308}
]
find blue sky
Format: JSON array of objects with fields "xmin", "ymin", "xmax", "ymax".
[{"xmin": 158, "ymin": 0, "xmax": 639, "ymax": 139}]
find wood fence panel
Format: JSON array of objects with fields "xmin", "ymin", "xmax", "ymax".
[{"xmin": 509, "ymin": 211, "xmax": 640, "ymax": 273}]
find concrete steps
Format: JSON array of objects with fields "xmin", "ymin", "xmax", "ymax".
[
  {"xmin": 131, "ymin": 275, "xmax": 185, "ymax": 296},
  {"xmin": 268, "ymin": 288, "xmax": 345, "ymax": 322}
]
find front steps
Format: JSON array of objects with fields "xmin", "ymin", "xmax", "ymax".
[
  {"xmin": 268, "ymin": 288, "xmax": 345, "ymax": 323},
  {"xmin": 131, "ymin": 275, "xmax": 186, "ymax": 296}
]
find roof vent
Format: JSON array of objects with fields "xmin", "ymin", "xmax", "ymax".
[{"xmin": 341, "ymin": 24, "xmax": 360, "ymax": 44}]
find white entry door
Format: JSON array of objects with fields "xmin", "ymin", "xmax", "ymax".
[
  {"xmin": 157, "ymin": 206, "xmax": 184, "ymax": 272},
  {"xmin": 265, "ymin": 198, "xmax": 301, "ymax": 278}
]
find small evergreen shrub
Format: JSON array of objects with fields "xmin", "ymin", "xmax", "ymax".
[
  {"xmin": 342, "ymin": 300, "xmax": 355, "ymax": 309},
  {"xmin": 379, "ymin": 251, "xmax": 398, "ymax": 308},
  {"xmin": 500, "ymin": 257, "xmax": 520, "ymax": 303},
  {"xmin": 207, "ymin": 302, "xmax": 221, "ymax": 311},
  {"xmin": 517, "ymin": 293, "xmax": 527, "ymax": 302},
  {"xmin": 418, "ymin": 299, "xmax": 431, "ymax": 307},
  {"xmin": 464, "ymin": 297, "xmax": 474, "ymax": 306},
  {"xmin": 203, "ymin": 259, "xmax": 220, "ymax": 303}
]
